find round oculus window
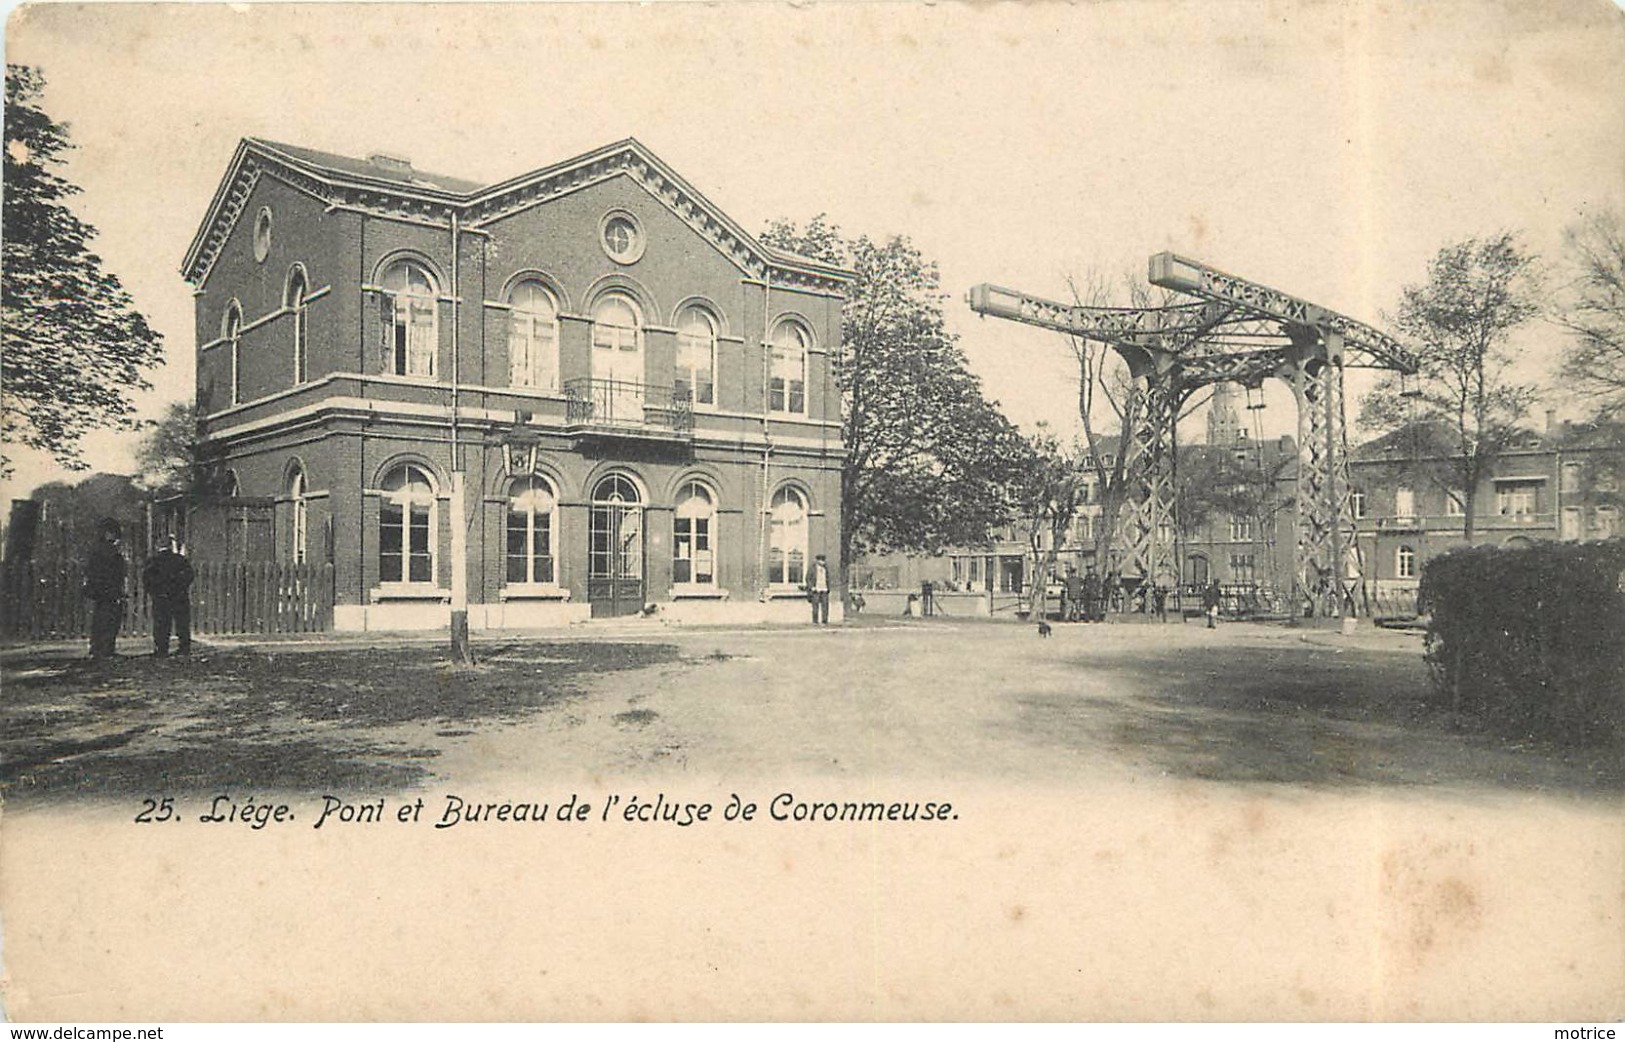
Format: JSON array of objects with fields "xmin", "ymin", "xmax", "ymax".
[
  {"xmin": 599, "ymin": 211, "xmax": 645, "ymax": 264},
  {"xmin": 253, "ymin": 207, "xmax": 273, "ymax": 263}
]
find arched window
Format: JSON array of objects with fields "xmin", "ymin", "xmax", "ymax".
[
  {"xmin": 379, "ymin": 464, "xmax": 436, "ymax": 584},
  {"xmin": 675, "ymin": 306, "xmax": 717, "ymax": 407},
  {"xmin": 289, "ymin": 468, "xmax": 309, "ymax": 565},
  {"xmin": 592, "ymin": 294, "xmax": 641, "ymax": 354},
  {"xmin": 287, "ymin": 267, "xmax": 309, "ymax": 384},
  {"xmin": 508, "ymin": 281, "xmax": 559, "ymax": 391},
  {"xmin": 592, "ymin": 295, "xmax": 644, "ymax": 422},
  {"xmin": 506, "ymin": 476, "xmax": 557, "ymax": 585},
  {"xmin": 380, "ymin": 261, "xmax": 438, "ymax": 378},
  {"xmin": 769, "ymin": 486, "xmax": 807, "ymax": 586},
  {"xmin": 673, "ymin": 481, "xmax": 716, "ymax": 586},
  {"xmin": 768, "ymin": 319, "xmax": 809, "ymax": 415},
  {"xmin": 224, "ymin": 303, "xmax": 243, "ymax": 405},
  {"xmin": 1396, "ymin": 544, "xmax": 1416, "ymax": 580}
]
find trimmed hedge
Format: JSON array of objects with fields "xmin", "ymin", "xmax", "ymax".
[{"xmin": 1419, "ymin": 538, "xmax": 1625, "ymax": 745}]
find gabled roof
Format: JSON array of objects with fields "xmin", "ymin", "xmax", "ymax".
[
  {"xmin": 181, "ymin": 137, "xmax": 855, "ymax": 293},
  {"xmin": 1352, "ymin": 417, "xmax": 1625, "ymax": 461},
  {"xmin": 1552, "ymin": 418, "xmax": 1625, "ymax": 452},
  {"xmin": 1353, "ymin": 420, "xmax": 1460, "ymax": 461},
  {"xmin": 251, "ymin": 139, "xmax": 486, "ymax": 194}
]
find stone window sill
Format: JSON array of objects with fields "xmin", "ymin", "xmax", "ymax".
[
  {"xmin": 499, "ymin": 585, "xmax": 571, "ymax": 601},
  {"xmin": 672, "ymin": 586, "xmax": 728, "ymax": 600},
  {"xmin": 372, "ymin": 584, "xmax": 449, "ymax": 601}
]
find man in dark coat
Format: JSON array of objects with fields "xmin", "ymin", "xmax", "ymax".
[
  {"xmin": 83, "ymin": 519, "xmax": 126, "ymax": 659},
  {"xmin": 1080, "ymin": 566, "xmax": 1102, "ymax": 623},
  {"xmin": 142, "ymin": 537, "xmax": 195, "ymax": 658},
  {"xmin": 1203, "ymin": 578, "xmax": 1223, "ymax": 629}
]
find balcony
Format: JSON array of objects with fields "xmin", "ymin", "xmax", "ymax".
[{"xmin": 562, "ymin": 378, "xmax": 694, "ymax": 444}]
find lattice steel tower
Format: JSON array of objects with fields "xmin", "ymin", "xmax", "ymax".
[{"xmin": 968, "ymin": 253, "xmax": 1418, "ymax": 618}]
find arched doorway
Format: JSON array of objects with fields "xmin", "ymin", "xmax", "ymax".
[{"xmin": 589, "ymin": 474, "xmax": 644, "ymax": 617}]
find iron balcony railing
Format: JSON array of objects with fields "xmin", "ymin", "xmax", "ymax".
[{"xmin": 563, "ymin": 378, "xmax": 695, "ymax": 435}]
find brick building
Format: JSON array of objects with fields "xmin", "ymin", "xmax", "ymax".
[
  {"xmin": 181, "ymin": 138, "xmax": 852, "ymax": 629},
  {"xmin": 1348, "ymin": 415, "xmax": 1625, "ymax": 600}
]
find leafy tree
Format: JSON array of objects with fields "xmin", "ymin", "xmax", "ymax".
[
  {"xmin": 763, "ymin": 216, "xmax": 1032, "ymax": 570},
  {"xmin": 2, "ymin": 65, "xmax": 165, "ymax": 476},
  {"xmin": 28, "ymin": 472, "xmax": 147, "ymax": 559},
  {"xmin": 1556, "ymin": 210, "xmax": 1625, "ymax": 419},
  {"xmin": 1359, "ymin": 233, "xmax": 1541, "ymax": 543},
  {"xmin": 134, "ymin": 401, "xmax": 205, "ymax": 497},
  {"xmin": 1009, "ymin": 424, "xmax": 1083, "ymax": 617},
  {"xmin": 1174, "ymin": 442, "xmax": 1263, "ymax": 538}
]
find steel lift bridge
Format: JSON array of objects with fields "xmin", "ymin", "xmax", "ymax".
[{"xmin": 968, "ymin": 253, "xmax": 1420, "ymax": 618}]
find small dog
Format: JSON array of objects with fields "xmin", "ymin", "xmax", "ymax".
[{"xmin": 1037, "ymin": 620, "xmax": 1052, "ymax": 638}]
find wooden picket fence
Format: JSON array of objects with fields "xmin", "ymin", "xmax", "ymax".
[{"xmin": 0, "ymin": 557, "xmax": 334, "ymax": 642}]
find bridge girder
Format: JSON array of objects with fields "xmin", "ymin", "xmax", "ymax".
[{"xmin": 968, "ymin": 254, "xmax": 1413, "ymax": 617}]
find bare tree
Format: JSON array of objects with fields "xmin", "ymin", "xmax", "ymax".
[
  {"xmin": 1556, "ymin": 210, "xmax": 1625, "ymax": 419},
  {"xmin": 1063, "ymin": 270, "xmax": 1203, "ymax": 579}
]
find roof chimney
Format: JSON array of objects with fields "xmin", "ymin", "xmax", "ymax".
[
  {"xmin": 368, "ymin": 152, "xmax": 413, "ymax": 176},
  {"xmin": 1545, "ymin": 408, "xmax": 1556, "ymax": 432}
]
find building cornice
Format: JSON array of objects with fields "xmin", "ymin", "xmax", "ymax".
[{"xmin": 201, "ymin": 392, "xmax": 845, "ymax": 457}]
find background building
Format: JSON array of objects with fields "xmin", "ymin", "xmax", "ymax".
[
  {"xmin": 181, "ymin": 138, "xmax": 852, "ymax": 629},
  {"xmin": 1176, "ymin": 384, "xmax": 1298, "ymax": 612},
  {"xmin": 1349, "ymin": 415, "xmax": 1625, "ymax": 608}
]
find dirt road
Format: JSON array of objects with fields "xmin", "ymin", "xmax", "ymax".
[{"xmin": 2, "ymin": 620, "xmax": 1620, "ymax": 1020}]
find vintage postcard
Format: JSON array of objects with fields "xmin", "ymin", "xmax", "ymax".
[{"xmin": 2, "ymin": 0, "xmax": 1622, "ymax": 1024}]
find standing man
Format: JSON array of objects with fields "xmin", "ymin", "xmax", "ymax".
[
  {"xmin": 143, "ymin": 536, "xmax": 195, "ymax": 658},
  {"xmin": 83, "ymin": 518, "xmax": 126, "ymax": 659},
  {"xmin": 1203, "ymin": 578, "xmax": 1223, "ymax": 629},
  {"xmin": 1081, "ymin": 566, "xmax": 1102, "ymax": 623},
  {"xmin": 1064, "ymin": 565, "xmax": 1085, "ymax": 623},
  {"xmin": 807, "ymin": 553, "xmax": 832, "ymax": 625}
]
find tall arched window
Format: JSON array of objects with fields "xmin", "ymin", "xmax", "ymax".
[
  {"xmin": 380, "ymin": 261, "xmax": 438, "ymax": 378},
  {"xmin": 673, "ymin": 480, "xmax": 717, "ymax": 586},
  {"xmin": 289, "ymin": 467, "xmax": 309, "ymax": 565},
  {"xmin": 379, "ymin": 464, "xmax": 436, "ymax": 584},
  {"xmin": 592, "ymin": 295, "xmax": 644, "ymax": 422},
  {"xmin": 224, "ymin": 303, "xmax": 243, "ymax": 405},
  {"xmin": 675, "ymin": 306, "xmax": 717, "ymax": 407},
  {"xmin": 1396, "ymin": 544, "xmax": 1416, "ymax": 580},
  {"xmin": 769, "ymin": 486, "xmax": 807, "ymax": 586},
  {"xmin": 506, "ymin": 476, "xmax": 557, "ymax": 585},
  {"xmin": 769, "ymin": 319, "xmax": 809, "ymax": 415},
  {"xmin": 508, "ymin": 281, "xmax": 559, "ymax": 391},
  {"xmin": 287, "ymin": 267, "xmax": 309, "ymax": 384}
]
